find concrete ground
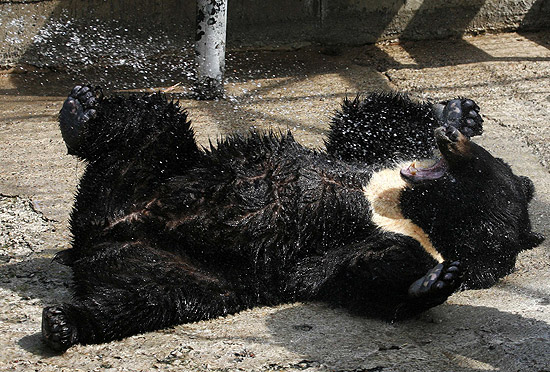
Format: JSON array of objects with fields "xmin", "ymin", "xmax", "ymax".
[{"xmin": 1, "ymin": 32, "xmax": 549, "ymax": 371}]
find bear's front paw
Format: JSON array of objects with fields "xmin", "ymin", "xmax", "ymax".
[
  {"xmin": 408, "ymin": 261, "xmax": 461, "ymax": 299},
  {"xmin": 59, "ymin": 85, "xmax": 102, "ymax": 154},
  {"xmin": 433, "ymin": 98, "xmax": 483, "ymax": 138},
  {"xmin": 42, "ymin": 305, "xmax": 79, "ymax": 352}
]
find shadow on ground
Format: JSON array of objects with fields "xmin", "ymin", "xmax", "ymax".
[{"xmin": 265, "ymin": 302, "xmax": 550, "ymax": 371}]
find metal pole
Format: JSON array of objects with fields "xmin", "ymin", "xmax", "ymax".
[{"xmin": 194, "ymin": 0, "xmax": 227, "ymax": 100}]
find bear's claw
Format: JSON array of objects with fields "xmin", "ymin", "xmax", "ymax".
[
  {"xmin": 433, "ymin": 98, "xmax": 483, "ymax": 138},
  {"xmin": 408, "ymin": 261, "xmax": 462, "ymax": 299},
  {"xmin": 42, "ymin": 306, "xmax": 79, "ymax": 352},
  {"xmin": 59, "ymin": 85, "xmax": 101, "ymax": 154}
]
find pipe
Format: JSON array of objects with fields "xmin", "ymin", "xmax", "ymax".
[{"xmin": 194, "ymin": 0, "xmax": 227, "ymax": 100}]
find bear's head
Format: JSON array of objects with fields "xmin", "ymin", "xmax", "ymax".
[{"xmin": 400, "ymin": 126, "xmax": 544, "ymax": 289}]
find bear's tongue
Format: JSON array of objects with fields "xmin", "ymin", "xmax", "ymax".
[{"xmin": 400, "ymin": 158, "xmax": 448, "ymax": 184}]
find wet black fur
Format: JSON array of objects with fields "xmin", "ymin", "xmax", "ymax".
[
  {"xmin": 326, "ymin": 94, "xmax": 440, "ymax": 164},
  {"xmin": 44, "ymin": 90, "xmax": 543, "ymax": 350}
]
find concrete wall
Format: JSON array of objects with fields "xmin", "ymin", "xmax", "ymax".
[{"xmin": 1, "ymin": 0, "xmax": 549, "ymax": 67}]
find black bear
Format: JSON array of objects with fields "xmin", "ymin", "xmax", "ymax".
[{"xmin": 42, "ymin": 85, "xmax": 543, "ymax": 352}]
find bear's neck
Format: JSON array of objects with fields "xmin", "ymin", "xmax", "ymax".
[{"xmin": 363, "ymin": 163, "xmax": 444, "ymax": 263}]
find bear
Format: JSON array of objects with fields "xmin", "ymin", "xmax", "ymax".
[{"xmin": 41, "ymin": 85, "xmax": 544, "ymax": 352}]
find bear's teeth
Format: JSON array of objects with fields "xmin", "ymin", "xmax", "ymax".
[{"xmin": 410, "ymin": 161, "xmax": 418, "ymax": 175}]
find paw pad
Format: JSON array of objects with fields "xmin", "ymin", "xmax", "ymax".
[
  {"xmin": 434, "ymin": 98, "xmax": 483, "ymax": 138},
  {"xmin": 42, "ymin": 306, "xmax": 78, "ymax": 352},
  {"xmin": 408, "ymin": 261, "xmax": 462, "ymax": 299},
  {"xmin": 59, "ymin": 85, "xmax": 102, "ymax": 154}
]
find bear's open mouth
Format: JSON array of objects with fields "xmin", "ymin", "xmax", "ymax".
[{"xmin": 400, "ymin": 157, "xmax": 448, "ymax": 184}]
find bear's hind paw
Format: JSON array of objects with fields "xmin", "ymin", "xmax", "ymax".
[
  {"xmin": 59, "ymin": 85, "xmax": 102, "ymax": 154},
  {"xmin": 42, "ymin": 305, "xmax": 79, "ymax": 352}
]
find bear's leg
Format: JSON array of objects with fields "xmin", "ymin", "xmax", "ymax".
[
  {"xmin": 313, "ymin": 244, "xmax": 462, "ymax": 320},
  {"xmin": 42, "ymin": 242, "xmax": 242, "ymax": 351},
  {"xmin": 327, "ymin": 93, "xmax": 484, "ymax": 164},
  {"xmin": 326, "ymin": 93, "xmax": 440, "ymax": 163},
  {"xmin": 58, "ymin": 85, "xmax": 199, "ymax": 165},
  {"xmin": 432, "ymin": 99, "xmax": 483, "ymax": 137},
  {"xmin": 327, "ymin": 93, "xmax": 485, "ymax": 163}
]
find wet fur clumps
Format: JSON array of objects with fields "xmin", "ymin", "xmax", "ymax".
[
  {"xmin": 326, "ymin": 94, "xmax": 441, "ymax": 164},
  {"xmin": 42, "ymin": 88, "xmax": 543, "ymax": 352}
]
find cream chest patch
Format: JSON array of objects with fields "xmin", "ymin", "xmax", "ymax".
[{"xmin": 364, "ymin": 163, "xmax": 444, "ymax": 263}]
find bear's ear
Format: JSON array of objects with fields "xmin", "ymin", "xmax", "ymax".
[{"xmin": 518, "ymin": 175, "xmax": 536, "ymax": 202}]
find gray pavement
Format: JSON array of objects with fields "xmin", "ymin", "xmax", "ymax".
[{"xmin": 1, "ymin": 31, "xmax": 549, "ymax": 371}]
